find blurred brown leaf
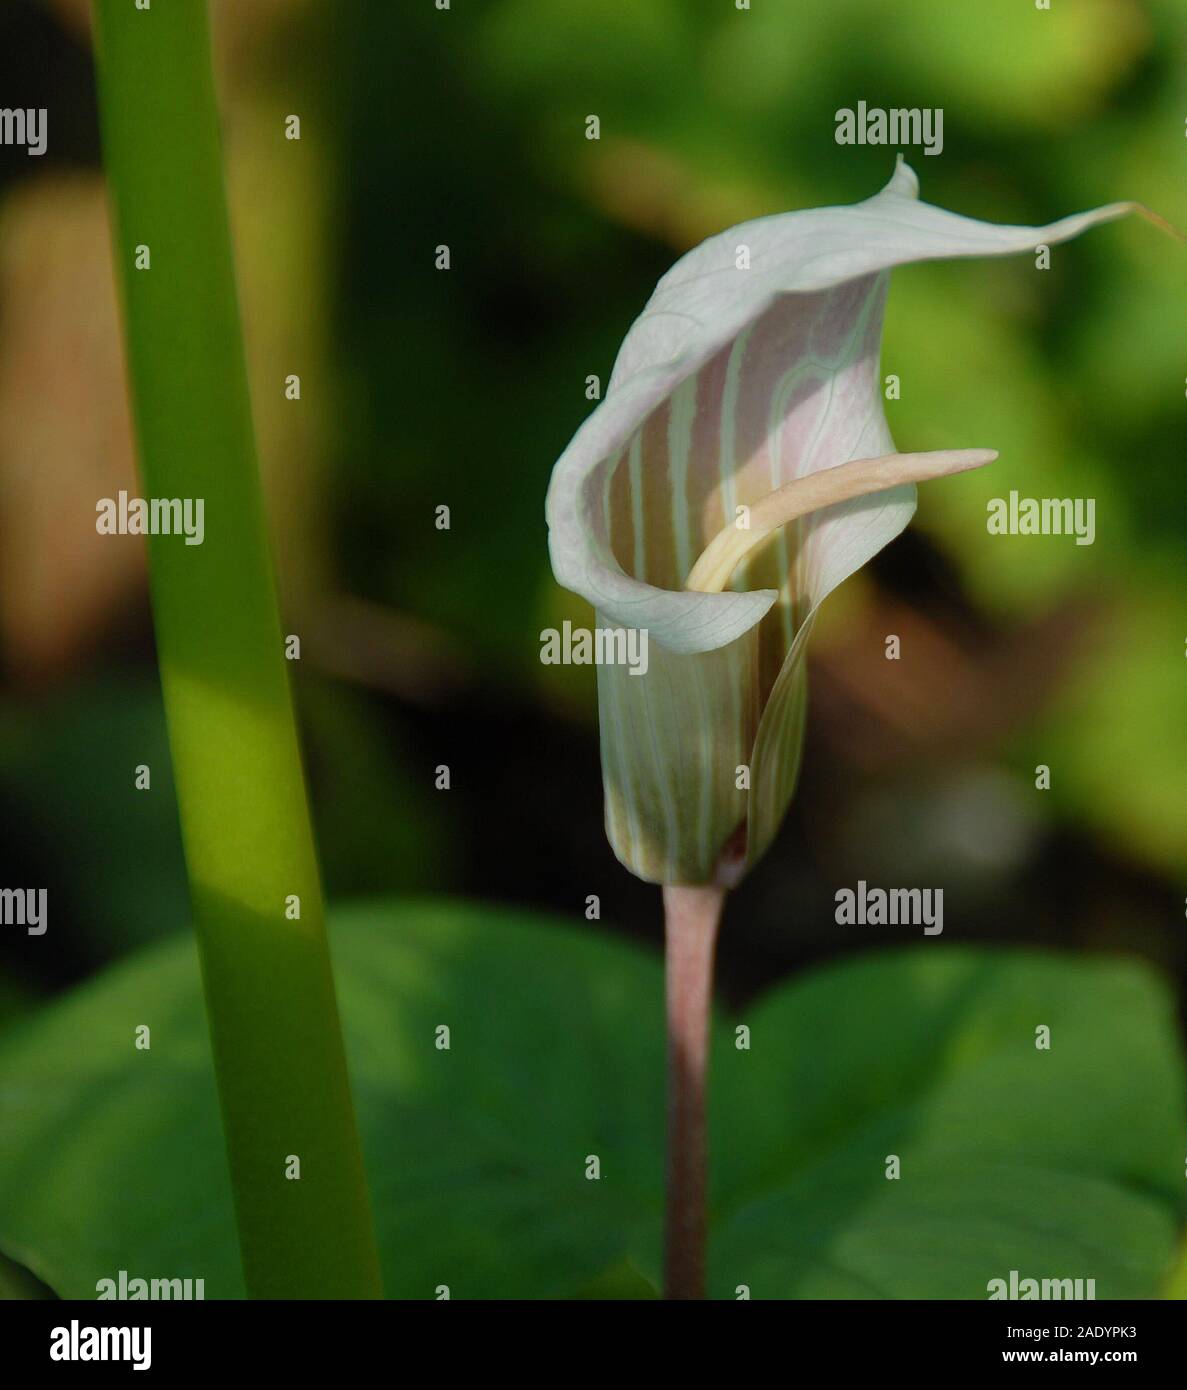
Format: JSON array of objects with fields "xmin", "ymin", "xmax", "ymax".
[
  {"xmin": 0, "ymin": 174, "xmax": 144, "ymax": 679},
  {"xmin": 810, "ymin": 590, "xmax": 1105, "ymax": 770}
]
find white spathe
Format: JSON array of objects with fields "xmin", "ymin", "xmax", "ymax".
[{"xmin": 545, "ymin": 160, "xmax": 1133, "ymax": 884}]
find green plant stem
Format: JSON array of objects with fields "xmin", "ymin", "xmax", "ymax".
[
  {"xmin": 662, "ymin": 884, "xmax": 725, "ymax": 1299},
  {"xmin": 92, "ymin": 0, "xmax": 383, "ymax": 1298}
]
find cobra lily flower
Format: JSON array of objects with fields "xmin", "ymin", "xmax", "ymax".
[
  {"xmin": 546, "ymin": 158, "xmax": 1139, "ymax": 889},
  {"xmin": 546, "ymin": 160, "xmax": 1149, "ymax": 1301}
]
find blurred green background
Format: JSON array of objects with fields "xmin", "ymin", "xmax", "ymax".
[{"xmin": 0, "ymin": 0, "xmax": 1184, "ymax": 1298}]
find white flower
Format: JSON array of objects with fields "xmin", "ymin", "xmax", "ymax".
[{"xmin": 546, "ymin": 160, "xmax": 1135, "ymax": 885}]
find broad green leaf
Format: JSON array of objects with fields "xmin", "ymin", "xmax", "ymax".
[
  {"xmin": 0, "ymin": 901, "xmax": 1181, "ymax": 1299},
  {"xmin": 0, "ymin": 935, "xmax": 240, "ymax": 1298},
  {"xmin": 714, "ymin": 949, "xmax": 1185, "ymax": 1207},
  {"xmin": 711, "ymin": 949, "xmax": 1187, "ymax": 1298},
  {"xmin": 712, "ymin": 1163, "xmax": 1174, "ymax": 1300},
  {"xmin": 332, "ymin": 902, "xmax": 667, "ymax": 1298},
  {"xmin": 0, "ymin": 901, "xmax": 665, "ymax": 1300}
]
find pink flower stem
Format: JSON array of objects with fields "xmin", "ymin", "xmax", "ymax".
[{"xmin": 662, "ymin": 883, "xmax": 726, "ymax": 1300}]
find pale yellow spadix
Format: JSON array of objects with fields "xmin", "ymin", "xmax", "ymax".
[{"xmin": 685, "ymin": 448, "xmax": 997, "ymax": 595}]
